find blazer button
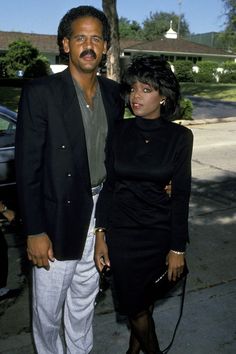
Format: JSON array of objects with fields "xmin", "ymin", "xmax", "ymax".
[
  {"xmin": 67, "ymin": 173, "xmax": 72, "ymax": 177},
  {"xmin": 61, "ymin": 145, "xmax": 66, "ymax": 149},
  {"xmin": 67, "ymin": 200, "xmax": 71, "ymax": 204}
]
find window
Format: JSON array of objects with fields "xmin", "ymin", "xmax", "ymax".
[{"xmin": 0, "ymin": 114, "xmax": 16, "ymax": 148}]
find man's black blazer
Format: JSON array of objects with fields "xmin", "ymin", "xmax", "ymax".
[{"xmin": 15, "ymin": 68, "xmax": 124, "ymax": 260}]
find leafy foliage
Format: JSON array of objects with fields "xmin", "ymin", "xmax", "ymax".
[
  {"xmin": 118, "ymin": 12, "xmax": 189, "ymax": 40},
  {"xmin": 1, "ymin": 40, "xmax": 50, "ymax": 78},
  {"xmin": 219, "ymin": 61, "xmax": 236, "ymax": 83},
  {"xmin": 179, "ymin": 98, "xmax": 193, "ymax": 120},
  {"xmin": 173, "ymin": 60, "xmax": 194, "ymax": 82},
  {"xmin": 220, "ymin": 0, "xmax": 236, "ymax": 52},
  {"xmin": 119, "ymin": 17, "xmax": 143, "ymax": 39},
  {"xmin": 223, "ymin": 0, "xmax": 236, "ymax": 31},
  {"xmin": 24, "ymin": 55, "xmax": 51, "ymax": 78},
  {"xmin": 193, "ymin": 61, "xmax": 219, "ymax": 83},
  {"xmin": 142, "ymin": 11, "xmax": 190, "ymax": 40}
]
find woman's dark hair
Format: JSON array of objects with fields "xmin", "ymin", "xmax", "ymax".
[
  {"xmin": 57, "ymin": 6, "xmax": 111, "ymax": 58},
  {"xmin": 121, "ymin": 55, "xmax": 181, "ymax": 118}
]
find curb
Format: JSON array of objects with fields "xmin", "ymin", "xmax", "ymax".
[{"xmin": 176, "ymin": 116, "xmax": 236, "ymax": 126}]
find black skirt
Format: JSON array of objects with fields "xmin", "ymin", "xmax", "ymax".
[{"xmin": 107, "ymin": 226, "xmax": 171, "ymax": 316}]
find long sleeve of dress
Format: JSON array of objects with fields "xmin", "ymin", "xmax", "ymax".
[{"xmin": 170, "ymin": 128, "xmax": 193, "ymax": 251}]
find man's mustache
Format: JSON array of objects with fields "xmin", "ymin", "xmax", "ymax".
[{"xmin": 80, "ymin": 49, "xmax": 97, "ymax": 59}]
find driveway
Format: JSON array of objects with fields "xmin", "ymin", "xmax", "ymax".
[{"xmin": 187, "ymin": 96, "xmax": 236, "ymax": 119}]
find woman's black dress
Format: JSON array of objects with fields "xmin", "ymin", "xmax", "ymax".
[{"xmin": 96, "ymin": 116, "xmax": 193, "ymax": 316}]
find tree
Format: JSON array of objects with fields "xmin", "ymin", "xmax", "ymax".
[
  {"xmin": 3, "ymin": 40, "xmax": 38, "ymax": 77},
  {"xmin": 221, "ymin": 0, "xmax": 236, "ymax": 51},
  {"xmin": 223, "ymin": 0, "xmax": 236, "ymax": 31},
  {"xmin": 142, "ymin": 11, "xmax": 190, "ymax": 40},
  {"xmin": 1, "ymin": 40, "xmax": 50, "ymax": 78},
  {"xmin": 119, "ymin": 17, "xmax": 142, "ymax": 39},
  {"xmin": 102, "ymin": 0, "xmax": 121, "ymax": 81},
  {"xmin": 23, "ymin": 55, "xmax": 51, "ymax": 78}
]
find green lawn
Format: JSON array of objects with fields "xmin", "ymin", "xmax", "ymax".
[
  {"xmin": 0, "ymin": 83, "xmax": 236, "ymax": 113},
  {"xmin": 180, "ymin": 83, "xmax": 236, "ymax": 102}
]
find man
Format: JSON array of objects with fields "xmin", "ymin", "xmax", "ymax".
[{"xmin": 15, "ymin": 6, "xmax": 124, "ymax": 354}]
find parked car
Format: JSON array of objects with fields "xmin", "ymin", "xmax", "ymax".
[{"xmin": 0, "ymin": 105, "xmax": 17, "ymax": 207}]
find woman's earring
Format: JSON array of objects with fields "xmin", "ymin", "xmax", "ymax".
[{"xmin": 160, "ymin": 99, "xmax": 166, "ymax": 106}]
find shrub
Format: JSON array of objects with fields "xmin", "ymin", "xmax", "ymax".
[
  {"xmin": 178, "ymin": 97, "xmax": 193, "ymax": 120},
  {"xmin": 194, "ymin": 61, "xmax": 219, "ymax": 83},
  {"xmin": 219, "ymin": 61, "xmax": 236, "ymax": 83},
  {"xmin": 24, "ymin": 56, "xmax": 50, "ymax": 78},
  {"xmin": 173, "ymin": 60, "xmax": 194, "ymax": 82}
]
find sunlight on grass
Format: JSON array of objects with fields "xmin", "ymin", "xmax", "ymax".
[
  {"xmin": 0, "ymin": 83, "xmax": 235, "ymax": 113},
  {"xmin": 180, "ymin": 83, "xmax": 236, "ymax": 102}
]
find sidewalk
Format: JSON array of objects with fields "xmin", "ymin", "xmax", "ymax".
[
  {"xmin": 0, "ymin": 115, "xmax": 236, "ymax": 354},
  {"xmin": 1, "ymin": 187, "xmax": 235, "ymax": 354}
]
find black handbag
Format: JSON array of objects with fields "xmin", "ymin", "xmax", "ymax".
[
  {"xmin": 152, "ymin": 261, "xmax": 189, "ymax": 300},
  {"xmin": 152, "ymin": 261, "xmax": 189, "ymax": 354}
]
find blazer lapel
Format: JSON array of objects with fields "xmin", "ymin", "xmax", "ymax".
[{"xmin": 58, "ymin": 69, "xmax": 91, "ymax": 187}]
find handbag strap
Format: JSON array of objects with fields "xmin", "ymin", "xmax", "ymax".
[{"xmin": 162, "ymin": 274, "xmax": 187, "ymax": 354}]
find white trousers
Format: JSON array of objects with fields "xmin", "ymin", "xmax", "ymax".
[{"xmin": 32, "ymin": 196, "xmax": 99, "ymax": 354}]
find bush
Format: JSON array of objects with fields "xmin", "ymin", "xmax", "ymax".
[
  {"xmin": 173, "ymin": 60, "xmax": 194, "ymax": 82},
  {"xmin": 194, "ymin": 61, "xmax": 219, "ymax": 83},
  {"xmin": 174, "ymin": 97, "xmax": 193, "ymax": 120},
  {"xmin": 24, "ymin": 56, "xmax": 50, "ymax": 78},
  {"xmin": 219, "ymin": 61, "xmax": 236, "ymax": 83}
]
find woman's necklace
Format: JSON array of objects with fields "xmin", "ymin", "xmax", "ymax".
[
  {"xmin": 137, "ymin": 130, "xmax": 151, "ymax": 144},
  {"xmin": 136, "ymin": 116, "xmax": 161, "ymax": 144}
]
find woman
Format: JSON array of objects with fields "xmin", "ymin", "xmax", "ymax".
[{"xmin": 94, "ymin": 55, "xmax": 193, "ymax": 353}]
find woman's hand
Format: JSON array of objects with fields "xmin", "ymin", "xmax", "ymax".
[
  {"xmin": 94, "ymin": 231, "xmax": 110, "ymax": 272},
  {"xmin": 166, "ymin": 250, "xmax": 185, "ymax": 281}
]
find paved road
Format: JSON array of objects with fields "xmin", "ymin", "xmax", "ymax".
[
  {"xmin": 187, "ymin": 96, "xmax": 236, "ymax": 119},
  {"xmin": 0, "ymin": 120, "xmax": 236, "ymax": 354}
]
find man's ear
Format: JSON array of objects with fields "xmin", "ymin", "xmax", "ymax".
[
  {"xmin": 62, "ymin": 38, "xmax": 70, "ymax": 53},
  {"xmin": 103, "ymin": 41, "xmax": 108, "ymax": 55}
]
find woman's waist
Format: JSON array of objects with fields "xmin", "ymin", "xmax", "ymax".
[{"xmin": 114, "ymin": 180, "xmax": 169, "ymax": 204}]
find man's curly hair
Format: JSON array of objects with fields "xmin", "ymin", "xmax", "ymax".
[{"xmin": 57, "ymin": 6, "xmax": 111, "ymax": 59}]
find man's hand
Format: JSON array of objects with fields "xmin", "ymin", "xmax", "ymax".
[{"xmin": 27, "ymin": 233, "xmax": 55, "ymax": 270}]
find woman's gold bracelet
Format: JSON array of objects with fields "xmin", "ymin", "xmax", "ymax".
[{"xmin": 170, "ymin": 250, "xmax": 185, "ymax": 255}]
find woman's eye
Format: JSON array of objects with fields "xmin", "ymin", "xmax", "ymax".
[{"xmin": 143, "ymin": 88, "xmax": 151, "ymax": 93}]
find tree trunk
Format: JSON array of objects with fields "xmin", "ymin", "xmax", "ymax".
[{"xmin": 102, "ymin": 0, "xmax": 121, "ymax": 82}]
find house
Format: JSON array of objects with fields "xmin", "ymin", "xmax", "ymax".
[
  {"xmin": 0, "ymin": 25, "xmax": 235, "ymax": 70},
  {"xmin": 120, "ymin": 23, "xmax": 236, "ymax": 65},
  {"xmin": 0, "ymin": 31, "xmax": 60, "ymax": 64}
]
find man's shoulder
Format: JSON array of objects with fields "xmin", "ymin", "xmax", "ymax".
[
  {"xmin": 98, "ymin": 75, "xmax": 120, "ymax": 91},
  {"xmin": 25, "ymin": 69, "xmax": 69, "ymax": 89}
]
